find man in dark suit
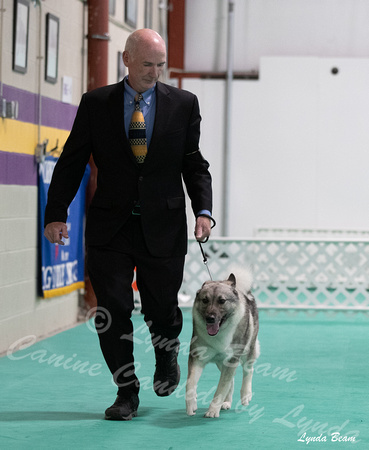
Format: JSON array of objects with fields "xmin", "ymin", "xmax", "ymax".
[{"xmin": 44, "ymin": 29, "xmax": 213, "ymax": 420}]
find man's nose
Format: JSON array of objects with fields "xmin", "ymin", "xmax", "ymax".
[{"xmin": 149, "ymin": 66, "xmax": 160, "ymax": 78}]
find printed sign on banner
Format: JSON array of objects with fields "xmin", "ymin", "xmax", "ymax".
[{"xmin": 39, "ymin": 156, "xmax": 90, "ymax": 298}]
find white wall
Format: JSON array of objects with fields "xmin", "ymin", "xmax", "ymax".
[
  {"xmin": 182, "ymin": 0, "xmax": 369, "ymax": 237},
  {"xmin": 182, "ymin": 57, "xmax": 369, "ymax": 237},
  {"xmin": 184, "ymin": 0, "xmax": 369, "ymax": 73},
  {"xmin": 1, "ymin": 0, "xmax": 86, "ymax": 103}
]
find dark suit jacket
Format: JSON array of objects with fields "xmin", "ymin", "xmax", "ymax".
[{"xmin": 45, "ymin": 81, "xmax": 213, "ymax": 257}]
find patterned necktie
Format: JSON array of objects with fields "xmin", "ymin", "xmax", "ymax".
[{"xmin": 129, "ymin": 93, "xmax": 147, "ymax": 164}]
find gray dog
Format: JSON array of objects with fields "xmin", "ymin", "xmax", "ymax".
[{"xmin": 186, "ymin": 268, "xmax": 260, "ymax": 418}]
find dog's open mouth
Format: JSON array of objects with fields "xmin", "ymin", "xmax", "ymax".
[{"xmin": 206, "ymin": 318, "xmax": 224, "ymax": 336}]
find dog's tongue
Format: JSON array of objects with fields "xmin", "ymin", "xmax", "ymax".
[{"xmin": 206, "ymin": 322, "xmax": 220, "ymax": 336}]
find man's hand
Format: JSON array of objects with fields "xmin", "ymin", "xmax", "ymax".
[
  {"xmin": 44, "ymin": 222, "xmax": 69, "ymax": 245},
  {"xmin": 195, "ymin": 216, "xmax": 211, "ymax": 242}
]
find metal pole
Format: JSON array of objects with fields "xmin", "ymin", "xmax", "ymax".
[
  {"xmin": 222, "ymin": 0, "xmax": 235, "ymax": 236},
  {"xmin": 87, "ymin": 0, "xmax": 109, "ymax": 92},
  {"xmin": 159, "ymin": 0, "xmax": 169, "ymax": 82},
  {"xmin": 0, "ymin": 0, "xmax": 4, "ymax": 99},
  {"xmin": 37, "ymin": 2, "xmax": 42, "ymax": 145}
]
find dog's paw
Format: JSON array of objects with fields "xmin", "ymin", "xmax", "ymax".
[
  {"xmin": 204, "ymin": 408, "xmax": 220, "ymax": 418},
  {"xmin": 186, "ymin": 400, "xmax": 198, "ymax": 416},
  {"xmin": 241, "ymin": 393, "xmax": 252, "ymax": 406},
  {"xmin": 221, "ymin": 401, "xmax": 232, "ymax": 410}
]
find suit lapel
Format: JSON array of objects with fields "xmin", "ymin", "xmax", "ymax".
[
  {"xmin": 107, "ymin": 80, "xmax": 125, "ymax": 140},
  {"xmin": 107, "ymin": 81, "xmax": 137, "ymax": 165},
  {"xmin": 148, "ymin": 82, "xmax": 171, "ymax": 152}
]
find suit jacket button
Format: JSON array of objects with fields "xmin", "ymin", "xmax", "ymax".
[{"xmin": 138, "ymin": 176, "xmax": 143, "ymax": 181}]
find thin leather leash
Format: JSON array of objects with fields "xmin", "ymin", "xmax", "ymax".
[
  {"xmin": 198, "ymin": 238, "xmax": 213, "ymax": 281},
  {"xmin": 197, "ymin": 215, "xmax": 216, "ymax": 281}
]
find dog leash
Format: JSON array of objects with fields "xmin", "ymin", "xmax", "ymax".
[
  {"xmin": 198, "ymin": 239, "xmax": 213, "ymax": 281},
  {"xmin": 197, "ymin": 215, "xmax": 216, "ymax": 281}
]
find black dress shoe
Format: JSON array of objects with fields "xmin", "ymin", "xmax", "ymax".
[
  {"xmin": 153, "ymin": 347, "xmax": 180, "ymax": 397},
  {"xmin": 104, "ymin": 394, "xmax": 139, "ymax": 420}
]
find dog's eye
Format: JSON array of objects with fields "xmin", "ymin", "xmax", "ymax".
[
  {"xmin": 218, "ymin": 298, "xmax": 226, "ymax": 305},
  {"xmin": 202, "ymin": 297, "xmax": 209, "ymax": 304}
]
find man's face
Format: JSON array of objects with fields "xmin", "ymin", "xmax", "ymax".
[{"xmin": 123, "ymin": 39, "xmax": 166, "ymax": 93}]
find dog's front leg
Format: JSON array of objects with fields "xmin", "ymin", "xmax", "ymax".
[
  {"xmin": 240, "ymin": 366, "xmax": 254, "ymax": 405},
  {"xmin": 205, "ymin": 364, "xmax": 238, "ymax": 418},
  {"xmin": 240, "ymin": 339, "xmax": 260, "ymax": 405},
  {"xmin": 216, "ymin": 361, "xmax": 234, "ymax": 410},
  {"xmin": 186, "ymin": 355, "xmax": 204, "ymax": 416}
]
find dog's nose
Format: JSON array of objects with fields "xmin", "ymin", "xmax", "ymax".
[{"xmin": 206, "ymin": 315, "xmax": 216, "ymax": 324}]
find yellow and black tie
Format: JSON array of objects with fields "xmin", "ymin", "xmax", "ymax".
[{"xmin": 129, "ymin": 93, "xmax": 147, "ymax": 164}]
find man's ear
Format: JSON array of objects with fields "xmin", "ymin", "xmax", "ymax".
[{"xmin": 122, "ymin": 51, "xmax": 129, "ymax": 67}]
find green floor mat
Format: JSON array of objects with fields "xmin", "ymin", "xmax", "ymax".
[{"xmin": 0, "ymin": 310, "xmax": 368, "ymax": 449}]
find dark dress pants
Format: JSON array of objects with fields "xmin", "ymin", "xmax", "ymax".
[{"xmin": 87, "ymin": 214, "xmax": 184, "ymax": 397}]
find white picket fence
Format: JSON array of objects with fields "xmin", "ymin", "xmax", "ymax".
[{"xmin": 178, "ymin": 238, "xmax": 369, "ymax": 311}]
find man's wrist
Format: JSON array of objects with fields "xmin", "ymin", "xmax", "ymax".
[{"xmin": 196, "ymin": 210, "xmax": 216, "ymax": 228}]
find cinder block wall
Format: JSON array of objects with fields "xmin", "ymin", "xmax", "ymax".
[{"xmin": 0, "ymin": 185, "xmax": 80, "ymax": 354}]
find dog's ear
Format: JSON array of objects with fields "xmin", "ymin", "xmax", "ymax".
[{"xmin": 227, "ymin": 273, "xmax": 236, "ymax": 287}]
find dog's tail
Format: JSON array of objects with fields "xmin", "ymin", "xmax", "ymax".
[{"xmin": 228, "ymin": 265, "xmax": 254, "ymax": 293}]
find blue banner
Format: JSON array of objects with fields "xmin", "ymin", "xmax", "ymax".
[{"xmin": 39, "ymin": 156, "xmax": 90, "ymax": 298}]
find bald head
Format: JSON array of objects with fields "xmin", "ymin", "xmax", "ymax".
[
  {"xmin": 123, "ymin": 29, "xmax": 167, "ymax": 93},
  {"xmin": 125, "ymin": 29, "xmax": 165, "ymax": 56}
]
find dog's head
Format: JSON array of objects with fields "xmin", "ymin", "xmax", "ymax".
[{"xmin": 194, "ymin": 274, "xmax": 240, "ymax": 336}]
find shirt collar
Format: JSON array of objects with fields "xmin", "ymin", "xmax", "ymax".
[{"xmin": 124, "ymin": 76, "xmax": 155, "ymax": 106}]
